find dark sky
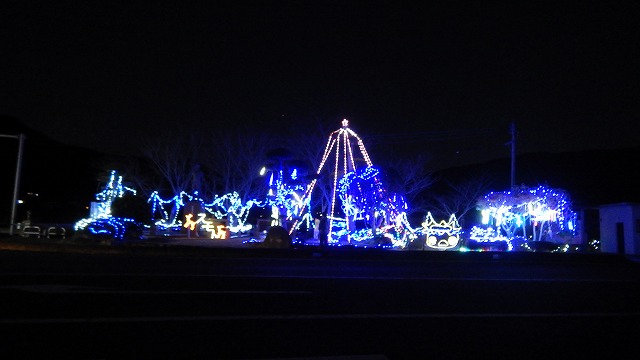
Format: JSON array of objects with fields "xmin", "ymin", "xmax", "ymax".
[{"xmin": 1, "ymin": 1, "xmax": 639, "ymax": 169}]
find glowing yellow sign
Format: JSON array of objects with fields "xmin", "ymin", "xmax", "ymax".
[{"xmin": 184, "ymin": 213, "xmax": 228, "ymax": 239}]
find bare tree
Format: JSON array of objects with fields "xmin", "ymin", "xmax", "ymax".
[
  {"xmin": 379, "ymin": 153, "xmax": 435, "ymax": 210},
  {"xmin": 371, "ymin": 152, "xmax": 434, "ymax": 226},
  {"xmin": 140, "ymin": 132, "xmax": 205, "ymax": 197},
  {"xmin": 200, "ymin": 125, "xmax": 273, "ymax": 203},
  {"xmin": 111, "ymin": 155, "xmax": 163, "ymax": 200},
  {"xmin": 427, "ymin": 172, "xmax": 496, "ymax": 227},
  {"xmin": 286, "ymin": 119, "xmax": 339, "ymax": 216}
]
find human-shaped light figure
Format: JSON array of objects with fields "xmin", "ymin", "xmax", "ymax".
[{"xmin": 94, "ymin": 170, "xmax": 136, "ymax": 218}]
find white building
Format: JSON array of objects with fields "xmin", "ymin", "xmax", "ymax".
[{"xmin": 599, "ymin": 203, "xmax": 640, "ymax": 255}]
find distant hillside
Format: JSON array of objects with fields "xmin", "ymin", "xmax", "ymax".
[
  {"xmin": 0, "ymin": 116, "xmax": 110, "ymax": 225},
  {"xmin": 430, "ymin": 146, "xmax": 640, "ymax": 209}
]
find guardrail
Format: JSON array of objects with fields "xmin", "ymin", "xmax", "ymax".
[{"xmin": 22, "ymin": 225, "xmax": 41, "ymax": 238}]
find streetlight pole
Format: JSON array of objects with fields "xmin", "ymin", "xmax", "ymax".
[{"xmin": 0, "ymin": 133, "xmax": 25, "ymax": 236}]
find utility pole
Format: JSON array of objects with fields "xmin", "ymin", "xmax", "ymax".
[
  {"xmin": 510, "ymin": 122, "xmax": 516, "ymax": 190},
  {"xmin": 0, "ymin": 133, "xmax": 25, "ymax": 236}
]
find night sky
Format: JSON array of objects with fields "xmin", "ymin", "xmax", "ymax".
[{"xmin": 2, "ymin": 1, "xmax": 639, "ymax": 170}]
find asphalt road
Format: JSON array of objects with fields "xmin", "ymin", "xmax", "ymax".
[{"xmin": 1, "ymin": 245, "xmax": 639, "ymax": 359}]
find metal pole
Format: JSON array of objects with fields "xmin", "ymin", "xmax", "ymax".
[
  {"xmin": 5, "ymin": 134, "xmax": 25, "ymax": 236},
  {"xmin": 510, "ymin": 122, "xmax": 516, "ymax": 190}
]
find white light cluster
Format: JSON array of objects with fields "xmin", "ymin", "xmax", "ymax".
[{"xmin": 475, "ymin": 185, "xmax": 577, "ymax": 245}]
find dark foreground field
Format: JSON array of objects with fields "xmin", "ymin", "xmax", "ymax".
[{"xmin": 1, "ymin": 235, "xmax": 639, "ymax": 359}]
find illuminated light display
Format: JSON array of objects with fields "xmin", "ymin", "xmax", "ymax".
[
  {"xmin": 93, "ymin": 170, "xmax": 136, "ymax": 219},
  {"xmin": 75, "ymin": 136, "xmax": 582, "ymax": 253},
  {"xmin": 421, "ymin": 212, "xmax": 462, "ymax": 250},
  {"xmin": 475, "ymin": 185, "xmax": 577, "ymax": 247},
  {"xmin": 183, "ymin": 213, "xmax": 203, "ymax": 230},
  {"xmin": 77, "ymin": 169, "xmax": 261, "ymax": 239},
  {"xmin": 84, "ymin": 217, "xmax": 140, "ymax": 240},
  {"xmin": 289, "ymin": 119, "xmax": 417, "ymax": 247},
  {"xmin": 467, "ymin": 226, "xmax": 513, "ymax": 251},
  {"xmin": 148, "ymin": 191, "xmax": 188, "ymax": 228},
  {"xmin": 183, "ymin": 213, "xmax": 228, "ymax": 239},
  {"xmin": 75, "ymin": 170, "xmax": 138, "ymax": 236},
  {"xmin": 263, "ymin": 166, "xmax": 311, "ymax": 228},
  {"xmin": 70, "ymin": 130, "xmax": 580, "ymax": 253},
  {"xmin": 148, "ymin": 191, "xmax": 261, "ymax": 236},
  {"xmin": 203, "ymin": 192, "xmax": 260, "ymax": 232}
]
